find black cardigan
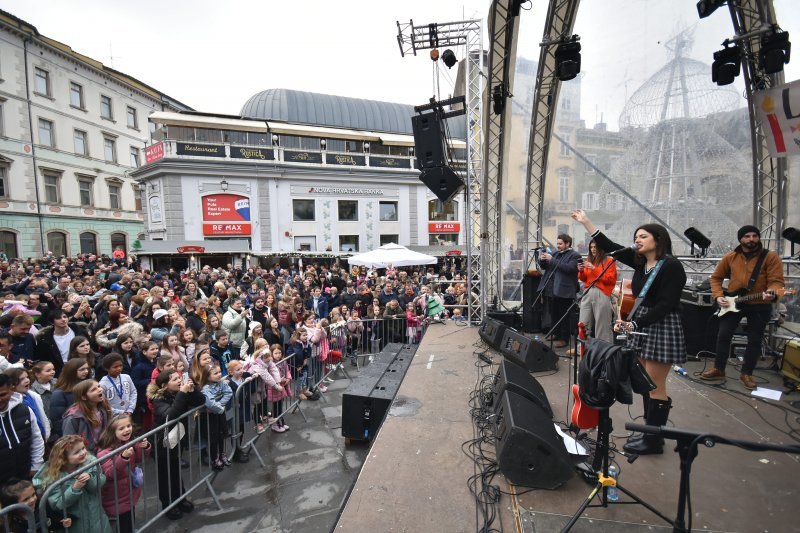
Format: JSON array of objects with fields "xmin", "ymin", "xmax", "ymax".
[{"xmin": 592, "ymin": 231, "xmax": 686, "ymax": 328}]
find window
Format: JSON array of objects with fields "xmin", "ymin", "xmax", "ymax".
[
  {"xmin": 428, "ymin": 199, "xmax": 458, "ymax": 221},
  {"xmin": 339, "ymin": 235, "xmax": 359, "ymax": 252},
  {"xmin": 129, "ymin": 147, "xmax": 140, "ymax": 168},
  {"xmin": 100, "ymin": 95, "xmax": 113, "ymax": 120},
  {"xmin": 132, "ymin": 184, "xmax": 142, "ymax": 211},
  {"xmin": 584, "ymin": 154, "xmax": 597, "ymax": 173},
  {"xmin": 0, "ymin": 100, "xmax": 5, "ymax": 136},
  {"xmin": 73, "ymin": 129, "xmax": 88, "ymax": 156},
  {"xmin": 69, "ymin": 82, "xmax": 84, "ymax": 109},
  {"xmin": 293, "ymin": 199, "xmax": 315, "ymax": 221},
  {"xmin": 559, "ymin": 176, "xmax": 570, "ymax": 202},
  {"xmin": 379, "ymin": 201, "xmax": 398, "ymax": 221},
  {"xmin": 38, "ymin": 118, "xmax": 54, "ymax": 147},
  {"xmin": 108, "ymin": 182, "xmax": 121, "ymax": 209},
  {"xmin": 34, "ymin": 67, "xmax": 50, "ymax": 96},
  {"xmin": 110, "ymin": 232, "xmax": 126, "ymax": 253},
  {"xmin": 78, "ymin": 178, "xmax": 93, "ymax": 206},
  {"xmin": 79, "ymin": 232, "xmax": 97, "ymax": 255},
  {"xmin": 42, "ymin": 171, "xmax": 60, "ymax": 203},
  {"xmin": 380, "ymin": 234, "xmax": 399, "ymax": 246},
  {"xmin": 430, "ymin": 234, "xmax": 458, "ymax": 245},
  {"xmin": 0, "ymin": 166, "xmax": 7, "ymax": 198},
  {"xmin": 0, "ymin": 230, "xmax": 17, "ymax": 259},
  {"xmin": 103, "ymin": 136, "xmax": 117, "ymax": 162},
  {"xmin": 581, "ymin": 191, "xmax": 599, "ymax": 211},
  {"xmin": 559, "ymin": 133, "xmax": 570, "ymax": 157},
  {"xmin": 46, "ymin": 231, "xmax": 68, "ymax": 257},
  {"xmin": 126, "ymin": 106, "xmax": 138, "ymax": 129},
  {"xmin": 338, "ymin": 200, "xmax": 358, "ymax": 221}
]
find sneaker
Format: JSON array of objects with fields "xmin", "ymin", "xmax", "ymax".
[
  {"xmin": 271, "ymin": 424, "xmax": 286, "ymax": 433},
  {"xmin": 233, "ymin": 449, "xmax": 250, "ymax": 464},
  {"xmin": 317, "ymin": 384, "xmax": 328, "ymax": 393},
  {"xmin": 740, "ymin": 373, "xmax": 757, "ymax": 390},
  {"xmin": 282, "ymin": 424, "xmax": 290, "ymax": 431},
  {"xmin": 700, "ymin": 368, "xmax": 726, "ymax": 380},
  {"xmin": 220, "ymin": 454, "xmax": 232, "ymax": 467},
  {"xmin": 324, "ymin": 377, "xmax": 335, "ymax": 383},
  {"xmin": 254, "ymin": 424, "xmax": 266, "ymax": 434},
  {"xmin": 178, "ymin": 499, "xmax": 195, "ymax": 513},
  {"xmin": 212, "ymin": 460, "xmax": 225, "ymax": 471},
  {"xmin": 308, "ymin": 391, "xmax": 321, "ymax": 401}
]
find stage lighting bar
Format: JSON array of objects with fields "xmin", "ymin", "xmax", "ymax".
[
  {"xmin": 711, "ymin": 44, "xmax": 742, "ymax": 86},
  {"xmin": 554, "ymin": 36, "xmax": 581, "ymax": 82},
  {"xmin": 697, "ymin": 0, "xmax": 727, "ymax": 19},
  {"xmin": 684, "ymin": 227, "xmax": 712, "ymax": 257},
  {"xmin": 759, "ymin": 30, "xmax": 791, "ymax": 74}
]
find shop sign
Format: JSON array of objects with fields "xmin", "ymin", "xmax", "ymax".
[
  {"xmin": 203, "ymin": 194, "xmax": 250, "ymax": 221},
  {"xmin": 284, "ymin": 150, "xmax": 322, "ymax": 164},
  {"xmin": 177, "ymin": 246, "xmax": 205, "ymax": 253},
  {"xmin": 145, "ymin": 142, "xmax": 165, "ymax": 164},
  {"xmin": 370, "ymin": 156, "xmax": 410, "ymax": 169},
  {"xmin": 176, "ymin": 142, "xmax": 225, "ymax": 157},
  {"xmin": 307, "ymin": 186, "xmax": 384, "ymax": 196},
  {"xmin": 203, "ymin": 223, "xmax": 252, "ymax": 236},
  {"xmin": 445, "ymin": 250, "xmax": 462, "ymax": 256},
  {"xmin": 325, "ymin": 153, "xmax": 366, "ymax": 166},
  {"xmin": 429, "ymin": 222, "xmax": 461, "ymax": 233},
  {"xmin": 230, "ymin": 146, "xmax": 274, "ymax": 160}
]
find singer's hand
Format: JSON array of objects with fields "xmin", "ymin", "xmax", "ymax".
[
  {"xmin": 571, "ymin": 209, "xmax": 588, "ymax": 224},
  {"xmin": 614, "ymin": 320, "xmax": 632, "ymax": 333}
]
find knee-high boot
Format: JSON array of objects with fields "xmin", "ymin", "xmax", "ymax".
[
  {"xmin": 625, "ymin": 392, "xmax": 650, "ymax": 445},
  {"xmin": 623, "ymin": 397, "xmax": 671, "ymax": 455}
]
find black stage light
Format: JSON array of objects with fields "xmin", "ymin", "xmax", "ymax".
[
  {"xmin": 759, "ymin": 30, "xmax": 791, "ymax": 74},
  {"xmin": 555, "ymin": 37, "xmax": 581, "ymax": 82},
  {"xmin": 783, "ymin": 227, "xmax": 800, "ymax": 256},
  {"xmin": 684, "ymin": 227, "xmax": 712, "ymax": 257},
  {"xmin": 442, "ymin": 49, "xmax": 457, "ymax": 69},
  {"xmin": 492, "ymin": 84, "xmax": 505, "ymax": 115},
  {"xmin": 711, "ymin": 45, "xmax": 742, "ymax": 86},
  {"xmin": 696, "ymin": 0, "xmax": 727, "ymax": 19}
]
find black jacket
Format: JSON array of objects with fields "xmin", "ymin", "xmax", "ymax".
[
  {"xmin": 578, "ymin": 338, "xmax": 655, "ymax": 409},
  {"xmin": 35, "ymin": 322, "xmax": 89, "ymax": 376}
]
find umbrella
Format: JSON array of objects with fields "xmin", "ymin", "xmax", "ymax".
[{"xmin": 347, "ymin": 243, "xmax": 437, "ymax": 268}]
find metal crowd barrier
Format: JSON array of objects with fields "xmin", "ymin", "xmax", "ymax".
[{"xmin": 0, "ymin": 503, "xmax": 37, "ymax": 533}]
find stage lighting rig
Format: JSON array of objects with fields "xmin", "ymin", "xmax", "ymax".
[
  {"xmin": 492, "ymin": 84, "xmax": 506, "ymax": 115},
  {"xmin": 759, "ymin": 30, "xmax": 791, "ymax": 74},
  {"xmin": 711, "ymin": 44, "xmax": 742, "ymax": 86},
  {"xmin": 684, "ymin": 227, "xmax": 712, "ymax": 257},
  {"xmin": 442, "ymin": 49, "xmax": 457, "ymax": 69},
  {"xmin": 783, "ymin": 227, "xmax": 800, "ymax": 257},
  {"xmin": 696, "ymin": 0, "xmax": 727, "ymax": 19},
  {"xmin": 554, "ymin": 36, "xmax": 581, "ymax": 82}
]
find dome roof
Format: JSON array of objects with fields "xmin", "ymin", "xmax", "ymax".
[{"xmin": 240, "ymin": 88, "xmax": 466, "ymax": 138}]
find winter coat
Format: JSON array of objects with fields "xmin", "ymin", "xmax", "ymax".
[
  {"xmin": 62, "ymin": 405, "xmax": 109, "ymax": 453},
  {"xmin": 146, "ymin": 384, "xmax": 205, "ymax": 428},
  {"xmin": 221, "ymin": 308, "xmax": 247, "ymax": 347},
  {"xmin": 94, "ymin": 321, "xmax": 144, "ymax": 351},
  {"xmin": 32, "ymin": 458, "xmax": 111, "ymax": 533},
  {"xmin": 31, "ymin": 378, "xmax": 57, "ymax": 418},
  {"xmin": 578, "ymin": 338, "xmax": 654, "ymax": 409},
  {"xmin": 201, "ymin": 381, "xmax": 232, "ymax": 414},
  {"xmin": 97, "ymin": 443, "xmax": 149, "ymax": 516},
  {"xmin": 48, "ymin": 389, "xmax": 74, "ymax": 441},
  {"xmin": 0, "ymin": 392, "xmax": 45, "ymax": 482},
  {"xmin": 22, "ymin": 390, "xmax": 50, "ymax": 441},
  {"xmin": 130, "ymin": 358, "xmax": 156, "ymax": 410},
  {"xmin": 34, "ymin": 322, "xmax": 89, "ymax": 376},
  {"xmin": 247, "ymin": 357, "xmax": 290, "ymax": 404}
]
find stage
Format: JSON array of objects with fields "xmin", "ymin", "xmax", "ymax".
[{"xmin": 335, "ymin": 322, "xmax": 800, "ymax": 532}]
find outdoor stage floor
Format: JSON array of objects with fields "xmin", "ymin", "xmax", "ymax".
[{"xmin": 336, "ymin": 322, "xmax": 800, "ymax": 533}]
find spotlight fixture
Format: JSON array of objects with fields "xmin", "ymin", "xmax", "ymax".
[
  {"xmin": 711, "ymin": 44, "xmax": 742, "ymax": 86},
  {"xmin": 759, "ymin": 30, "xmax": 791, "ymax": 74},
  {"xmin": 696, "ymin": 0, "xmax": 727, "ymax": 19},
  {"xmin": 783, "ymin": 227, "xmax": 800, "ymax": 256},
  {"xmin": 442, "ymin": 49, "xmax": 457, "ymax": 69},
  {"xmin": 492, "ymin": 84, "xmax": 506, "ymax": 115},
  {"xmin": 554, "ymin": 36, "xmax": 581, "ymax": 82},
  {"xmin": 430, "ymin": 48, "xmax": 440, "ymax": 62},
  {"xmin": 271, "ymin": 134, "xmax": 279, "ymax": 146},
  {"xmin": 684, "ymin": 227, "xmax": 712, "ymax": 257},
  {"xmin": 220, "ymin": 179, "xmax": 228, "ymax": 192}
]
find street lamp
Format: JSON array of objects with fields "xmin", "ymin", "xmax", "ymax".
[{"xmin": 220, "ymin": 179, "xmax": 228, "ymax": 192}]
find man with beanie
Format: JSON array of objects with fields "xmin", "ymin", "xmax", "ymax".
[{"xmin": 702, "ymin": 225, "xmax": 785, "ymax": 389}]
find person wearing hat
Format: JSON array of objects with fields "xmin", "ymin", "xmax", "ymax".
[{"xmin": 702, "ymin": 225, "xmax": 786, "ymax": 389}]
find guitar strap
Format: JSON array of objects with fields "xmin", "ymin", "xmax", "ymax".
[
  {"xmin": 627, "ymin": 259, "xmax": 665, "ymax": 319},
  {"xmin": 745, "ymin": 249, "xmax": 768, "ymax": 293}
]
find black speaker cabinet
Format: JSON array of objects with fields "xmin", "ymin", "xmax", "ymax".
[
  {"xmin": 681, "ymin": 302, "xmax": 717, "ymax": 357},
  {"xmin": 500, "ymin": 329, "xmax": 558, "ymax": 372},
  {"xmin": 493, "ymin": 359, "xmax": 553, "ymax": 419},
  {"xmin": 418, "ymin": 166, "xmax": 464, "ymax": 203},
  {"xmin": 495, "ymin": 390, "xmax": 574, "ymax": 489},
  {"xmin": 522, "ymin": 274, "xmax": 546, "ymax": 333},
  {"xmin": 412, "ymin": 112, "xmax": 447, "ymax": 168},
  {"xmin": 479, "ymin": 318, "xmax": 507, "ymax": 351}
]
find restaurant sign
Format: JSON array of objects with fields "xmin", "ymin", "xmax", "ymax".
[
  {"xmin": 230, "ymin": 146, "xmax": 274, "ymax": 160},
  {"xmin": 176, "ymin": 142, "xmax": 225, "ymax": 157},
  {"xmin": 325, "ymin": 153, "xmax": 366, "ymax": 166}
]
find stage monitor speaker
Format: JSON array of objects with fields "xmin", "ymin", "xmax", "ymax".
[
  {"xmin": 411, "ymin": 112, "xmax": 447, "ymax": 169},
  {"xmin": 418, "ymin": 166, "xmax": 464, "ymax": 203},
  {"xmin": 479, "ymin": 317, "xmax": 507, "ymax": 351},
  {"xmin": 494, "ymin": 390, "xmax": 574, "ymax": 489},
  {"xmin": 487, "ymin": 310, "xmax": 522, "ymax": 330},
  {"xmin": 500, "ymin": 329, "xmax": 558, "ymax": 372},
  {"xmin": 493, "ymin": 359, "xmax": 553, "ymax": 419},
  {"xmin": 522, "ymin": 274, "xmax": 546, "ymax": 333}
]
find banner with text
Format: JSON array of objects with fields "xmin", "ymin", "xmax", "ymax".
[
  {"xmin": 754, "ymin": 79, "xmax": 800, "ymax": 157},
  {"xmin": 202, "ymin": 193, "xmax": 251, "ymax": 235}
]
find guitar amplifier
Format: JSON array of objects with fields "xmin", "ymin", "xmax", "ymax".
[
  {"xmin": 781, "ymin": 340, "xmax": 800, "ymax": 384},
  {"xmin": 681, "ymin": 288, "xmax": 714, "ymax": 307}
]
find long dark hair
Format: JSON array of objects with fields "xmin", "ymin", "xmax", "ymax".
[
  {"xmin": 586, "ymin": 239, "xmax": 607, "ymax": 265},
  {"xmin": 634, "ymin": 224, "xmax": 673, "ymax": 262}
]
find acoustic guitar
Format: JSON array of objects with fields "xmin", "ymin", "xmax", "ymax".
[
  {"xmin": 571, "ymin": 322, "xmax": 599, "ymax": 430},
  {"xmin": 614, "ymin": 279, "xmax": 634, "ymax": 321},
  {"xmin": 715, "ymin": 288, "xmax": 795, "ymax": 317}
]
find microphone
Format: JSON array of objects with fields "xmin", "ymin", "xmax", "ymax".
[{"xmin": 608, "ymin": 245, "xmax": 638, "ymax": 257}]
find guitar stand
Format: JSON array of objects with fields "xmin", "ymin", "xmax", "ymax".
[{"xmin": 561, "ymin": 409, "xmax": 674, "ymax": 533}]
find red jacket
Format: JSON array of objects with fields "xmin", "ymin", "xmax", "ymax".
[
  {"xmin": 578, "ymin": 257, "xmax": 617, "ymax": 297},
  {"xmin": 97, "ymin": 443, "xmax": 149, "ymax": 515}
]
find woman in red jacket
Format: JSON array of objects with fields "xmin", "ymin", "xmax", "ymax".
[{"xmin": 577, "ymin": 240, "xmax": 617, "ymax": 343}]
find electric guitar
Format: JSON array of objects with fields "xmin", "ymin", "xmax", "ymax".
[
  {"xmin": 715, "ymin": 288, "xmax": 795, "ymax": 317},
  {"xmin": 571, "ymin": 322, "xmax": 599, "ymax": 430}
]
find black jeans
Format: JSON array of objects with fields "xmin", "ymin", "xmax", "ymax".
[
  {"xmin": 714, "ymin": 304, "xmax": 771, "ymax": 375},
  {"xmin": 550, "ymin": 296, "xmax": 575, "ymax": 341}
]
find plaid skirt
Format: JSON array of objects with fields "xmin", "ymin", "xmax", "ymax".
[{"xmin": 627, "ymin": 304, "xmax": 686, "ymax": 364}]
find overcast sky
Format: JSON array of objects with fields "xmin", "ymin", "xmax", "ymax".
[{"xmin": 5, "ymin": 0, "xmax": 798, "ymax": 130}]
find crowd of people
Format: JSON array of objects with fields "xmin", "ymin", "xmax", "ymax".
[{"xmin": 0, "ymin": 253, "xmax": 471, "ymax": 531}]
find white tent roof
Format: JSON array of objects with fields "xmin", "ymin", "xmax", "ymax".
[{"xmin": 347, "ymin": 243, "xmax": 437, "ymax": 268}]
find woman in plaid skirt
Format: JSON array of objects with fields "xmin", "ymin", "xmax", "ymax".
[{"xmin": 572, "ymin": 210, "xmax": 686, "ymax": 456}]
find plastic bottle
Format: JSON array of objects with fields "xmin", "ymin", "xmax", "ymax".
[
  {"xmin": 607, "ymin": 465, "xmax": 619, "ymax": 501},
  {"xmin": 673, "ymin": 364, "xmax": 687, "ymax": 376}
]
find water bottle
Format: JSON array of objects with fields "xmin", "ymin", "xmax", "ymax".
[
  {"xmin": 673, "ymin": 364, "xmax": 687, "ymax": 377},
  {"xmin": 534, "ymin": 335, "xmax": 541, "ymax": 343},
  {"xmin": 607, "ymin": 465, "xmax": 619, "ymax": 501}
]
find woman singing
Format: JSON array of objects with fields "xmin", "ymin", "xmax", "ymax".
[
  {"xmin": 572, "ymin": 209, "xmax": 686, "ymax": 456},
  {"xmin": 577, "ymin": 240, "xmax": 617, "ymax": 343}
]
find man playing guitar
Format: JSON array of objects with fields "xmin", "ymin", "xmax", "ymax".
[{"xmin": 702, "ymin": 225, "xmax": 786, "ymax": 389}]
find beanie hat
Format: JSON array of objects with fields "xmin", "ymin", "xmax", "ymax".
[{"xmin": 737, "ymin": 225, "xmax": 760, "ymax": 241}]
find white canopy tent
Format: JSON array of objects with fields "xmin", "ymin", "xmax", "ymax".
[{"xmin": 347, "ymin": 243, "xmax": 437, "ymax": 269}]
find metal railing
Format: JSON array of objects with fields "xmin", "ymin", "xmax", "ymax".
[{"xmin": 0, "ymin": 503, "xmax": 37, "ymax": 533}]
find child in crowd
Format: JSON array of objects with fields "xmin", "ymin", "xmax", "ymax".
[
  {"xmin": 48, "ymin": 358, "xmax": 90, "ymax": 442},
  {"xmin": 209, "ymin": 331, "xmax": 233, "ymax": 376},
  {"xmin": 30, "ymin": 361, "xmax": 57, "ymax": 417},
  {"xmin": 151, "ymin": 355, "xmax": 176, "ymax": 384},
  {"xmin": 33, "ymin": 435, "xmax": 111, "ymax": 533},
  {"xmin": 199, "ymin": 365, "xmax": 232, "ymax": 470},
  {"xmin": 130, "ymin": 342, "xmax": 158, "ymax": 431},
  {"xmin": 62, "ymin": 380, "xmax": 112, "ymax": 453},
  {"xmin": 175, "ymin": 359, "xmax": 187, "ymax": 378},
  {"xmin": 99, "ymin": 354, "xmax": 137, "ymax": 416},
  {"xmin": 0, "ymin": 477, "xmax": 72, "ymax": 532},
  {"xmin": 246, "ymin": 345, "xmax": 277, "ymax": 433},
  {"xmin": 450, "ymin": 308, "xmax": 467, "ymax": 322},
  {"xmin": 96, "ymin": 414, "xmax": 151, "ymax": 533},
  {"xmin": 190, "ymin": 347, "xmax": 213, "ymax": 384},
  {"xmin": 225, "ymin": 360, "xmax": 253, "ymax": 462},
  {"xmin": 267, "ymin": 344, "xmax": 291, "ymax": 433},
  {"xmin": 4, "ymin": 367, "xmax": 50, "ymax": 442},
  {"xmin": 405, "ymin": 303, "xmax": 423, "ymax": 344},
  {"xmin": 287, "ymin": 328, "xmax": 316, "ymax": 401}
]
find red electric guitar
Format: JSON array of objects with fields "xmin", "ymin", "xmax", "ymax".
[{"xmin": 571, "ymin": 322, "xmax": 599, "ymax": 429}]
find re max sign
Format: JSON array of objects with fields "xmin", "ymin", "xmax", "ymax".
[{"xmin": 755, "ymin": 79, "xmax": 800, "ymax": 157}]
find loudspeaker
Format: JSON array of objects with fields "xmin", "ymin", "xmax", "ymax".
[
  {"xmin": 500, "ymin": 329, "xmax": 558, "ymax": 372},
  {"xmin": 479, "ymin": 317, "xmax": 507, "ymax": 351},
  {"xmin": 493, "ymin": 359, "xmax": 553, "ymax": 418},
  {"xmin": 495, "ymin": 390, "xmax": 574, "ymax": 489},
  {"xmin": 522, "ymin": 274, "xmax": 547, "ymax": 333},
  {"xmin": 486, "ymin": 310, "xmax": 522, "ymax": 330},
  {"xmin": 419, "ymin": 166, "xmax": 464, "ymax": 203},
  {"xmin": 681, "ymin": 302, "xmax": 717, "ymax": 357},
  {"xmin": 412, "ymin": 112, "xmax": 447, "ymax": 168}
]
